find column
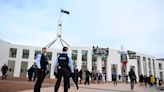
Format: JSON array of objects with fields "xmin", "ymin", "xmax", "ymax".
[
  {"xmin": 97, "ymin": 55, "xmax": 102, "ymax": 73},
  {"xmin": 106, "ymin": 54, "xmax": 111, "ymax": 81},
  {"xmin": 14, "ymin": 60, "xmax": 21, "ymax": 77},
  {"xmin": 140, "ymin": 60, "xmax": 144, "ymax": 75},
  {"xmin": 14, "ymin": 48, "xmax": 22, "ymax": 77},
  {"xmin": 146, "ymin": 61, "xmax": 149, "ymax": 76},
  {"xmin": 150, "ymin": 60, "xmax": 154, "ymax": 76},
  {"xmin": 77, "ymin": 50, "xmax": 82, "ymax": 70},
  {"xmin": 87, "ymin": 50, "xmax": 92, "ymax": 72}
]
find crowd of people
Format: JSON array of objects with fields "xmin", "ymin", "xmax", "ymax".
[
  {"xmin": 139, "ymin": 74, "xmax": 162, "ymax": 87},
  {"xmin": 0, "ymin": 47, "xmax": 163, "ymax": 92}
]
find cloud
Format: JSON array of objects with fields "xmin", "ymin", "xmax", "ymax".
[{"xmin": 0, "ymin": 0, "xmax": 164, "ymax": 58}]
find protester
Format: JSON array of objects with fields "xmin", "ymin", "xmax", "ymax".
[
  {"xmin": 1, "ymin": 64, "xmax": 8, "ymax": 80},
  {"xmin": 118, "ymin": 74, "xmax": 122, "ymax": 83},
  {"xmin": 150, "ymin": 75, "xmax": 155, "ymax": 87},
  {"xmin": 125, "ymin": 74, "xmax": 128, "ymax": 83},
  {"xmin": 129, "ymin": 68, "xmax": 136, "ymax": 90},
  {"xmin": 139, "ymin": 74, "xmax": 144, "ymax": 85},
  {"xmin": 97, "ymin": 70, "xmax": 102, "ymax": 84},
  {"xmin": 28, "ymin": 65, "xmax": 34, "ymax": 81},
  {"xmin": 84, "ymin": 69, "xmax": 91, "ymax": 85},
  {"xmin": 79, "ymin": 69, "xmax": 83, "ymax": 84},
  {"xmin": 143, "ymin": 75, "xmax": 148, "ymax": 87},
  {"xmin": 112, "ymin": 71, "xmax": 117, "ymax": 85}
]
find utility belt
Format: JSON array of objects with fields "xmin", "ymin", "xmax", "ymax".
[
  {"xmin": 58, "ymin": 65, "xmax": 69, "ymax": 70},
  {"xmin": 37, "ymin": 68, "xmax": 49, "ymax": 76}
]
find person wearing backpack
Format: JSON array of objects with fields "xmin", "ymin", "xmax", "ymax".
[
  {"xmin": 128, "ymin": 68, "xmax": 136, "ymax": 90},
  {"xmin": 53, "ymin": 47, "xmax": 74, "ymax": 92}
]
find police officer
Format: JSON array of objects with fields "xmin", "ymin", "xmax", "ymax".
[
  {"xmin": 53, "ymin": 47, "xmax": 74, "ymax": 92},
  {"xmin": 34, "ymin": 47, "xmax": 49, "ymax": 92}
]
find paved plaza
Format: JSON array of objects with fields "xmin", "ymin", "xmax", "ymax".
[{"xmin": 19, "ymin": 83, "xmax": 163, "ymax": 92}]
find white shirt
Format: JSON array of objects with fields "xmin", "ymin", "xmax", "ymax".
[
  {"xmin": 36, "ymin": 53, "xmax": 48, "ymax": 69},
  {"xmin": 53, "ymin": 52, "xmax": 74, "ymax": 73}
]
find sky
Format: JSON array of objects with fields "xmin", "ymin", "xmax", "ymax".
[{"xmin": 0, "ymin": 0, "xmax": 164, "ymax": 58}]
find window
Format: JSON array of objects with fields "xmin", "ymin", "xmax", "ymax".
[
  {"xmin": 34, "ymin": 50, "xmax": 41, "ymax": 59},
  {"xmin": 46, "ymin": 52, "xmax": 52, "ymax": 61},
  {"xmin": 9, "ymin": 48, "xmax": 17, "ymax": 58},
  {"xmin": 22, "ymin": 49, "xmax": 29, "ymax": 59},
  {"xmin": 82, "ymin": 50, "xmax": 88, "ymax": 69},
  {"xmin": 72, "ymin": 50, "xmax": 78, "ymax": 65},
  {"xmin": 159, "ymin": 63, "xmax": 162, "ymax": 70},
  {"xmin": 82, "ymin": 50, "xmax": 88, "ymax": 61},
  {"xmin": 143, "ymin": 57, "xmax": 146, "ymax": 61}
]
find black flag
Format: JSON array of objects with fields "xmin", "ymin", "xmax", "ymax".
[{"xmin": 61, "ymin": 9, "xmax": 69, "ymax": 14}]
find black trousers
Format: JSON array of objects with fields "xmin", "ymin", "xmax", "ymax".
[
  {"xmin": 55, "ymin": 68, "xmax": 70, "ymax": 92},
  {"xmin": 34, "ymin": 69, "xmax": 46, "ymax": 92},
  {"xmin": 2, "ymin": 72, "xmax": 7, "ymax": 79},
  {"xmin": 85, "ymin": 77, "xmax": 89, "ymax": 85},
  {"xmin": 113, "ymin": 78, "xmax": 117, "ymax": 85},
  {"xmin": 130, "ymin": 79, "xmax": 135, "ymax": 90},
  {"xmin": 68, "ymin": 74, "xmax": 79, "ymax": 89}
]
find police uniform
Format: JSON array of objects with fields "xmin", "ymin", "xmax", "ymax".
[
  {"xmin": 34, "ymin": 53, "xmax": 48, "ymax": 92},
  {"xmin": 53, "ymin": 52, "xmax": 74, "ymax": 92}
]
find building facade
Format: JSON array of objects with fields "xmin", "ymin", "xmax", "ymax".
[{"xmin": 0, "ymin": 39, "xmax": 164, "ymax": 82}]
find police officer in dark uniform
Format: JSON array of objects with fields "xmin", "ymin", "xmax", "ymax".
[
  {"xmin": 34, "ymin": 47, "xmax": 49, "ymax": 92},
  {"xmin": 53, "ymin": 47, "xmax": 74, "ymax": 92}
]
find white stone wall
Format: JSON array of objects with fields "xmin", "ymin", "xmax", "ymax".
[{"xmin": 0, "ymin": 39, "xmax": 164, "ymax": 82}]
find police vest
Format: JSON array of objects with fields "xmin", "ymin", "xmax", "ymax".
[
  {"xmin": 40, "ymin": 54, "xmax": 48, "ymax": 69},
  {"xmin": 58, "ymin": 53, "xmax": 69, "ymax": 67}
]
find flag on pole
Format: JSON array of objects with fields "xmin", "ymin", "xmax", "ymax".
[{"xmin": 61, "ymin": 9, "xmax": 69, "ymax": 14}]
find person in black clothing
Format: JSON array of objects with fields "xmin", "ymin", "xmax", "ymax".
[
  {"xmin": 139, "ymin": 74, "xmax": 144, "ymax": 85},
  {"xmin": 28, "ymin": 65, "xmax": 34, "ymax": 81},
  {"xmin": 68, "ymin": 66, "xmax": 79, "ymax": 90},
  {"xmin": 143, "ymin": 75, "xmax": 148, "ymax": 87},
  {"xmin": 112, "ymin": 71, "xmax": 117, "ymax": 85},
  {"xmin": 128, "ymin": 68, "xmax": 136, "ymax": 90},
  {"xmin": 1, "ymin": 64, "xmax": 8, "ymax": 80},
  {"xmin": 34, "ymin": 47, "xmax": 49, "ymax": 92},
  {"xmin": 53, "ymin": 47, "xmax": 74, "ymax": 92},
  {"xmin": 79, "ymin": 69, "xmax": 83, "ymax": 84},
  {"xmin": 85, "ymin": 69, "xmax": 91, "ymax": 85},
  {"xmin": 125, "ymin": 74, "xmax": 128, "ymax": 83},
  {"xmin": 97, "ymin": 70, "xmax": 102, "ymax": 84},
  {"xmin": 118, "ymin": 74, "xmax": 121, "ymax": 83}
]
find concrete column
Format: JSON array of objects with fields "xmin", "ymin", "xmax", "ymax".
[
  {"xmin": 77, "ymin": 50, "xmax": 82, "ymax": 70},
  {"xmin": 13, "ymin": 48, "xmax": 22, "ymax": 77},
  {"xmin": 106, "ymin": 54, "xmax": 111, "ymax": 81},
  {"xmin": 87, "ymin": 50, "xmax": 92, "ymax": 72},
  {"xmin": 140, "ymin": 60, "xmax": 144, "ymax": 75},
  {"xmin": 146, "ymin": 61, "xmax": 149, "ymax": 76},
  {"xmin": 150, "ymin": 60, "xmax": 154, "ymax": 76},
  {"xmin": 14, "ymin": 60, "xmax": 21, "ymax": 77},
  {"xmin": 97, "ymin": 55, "xmax": 102, "ymax": 73}
]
